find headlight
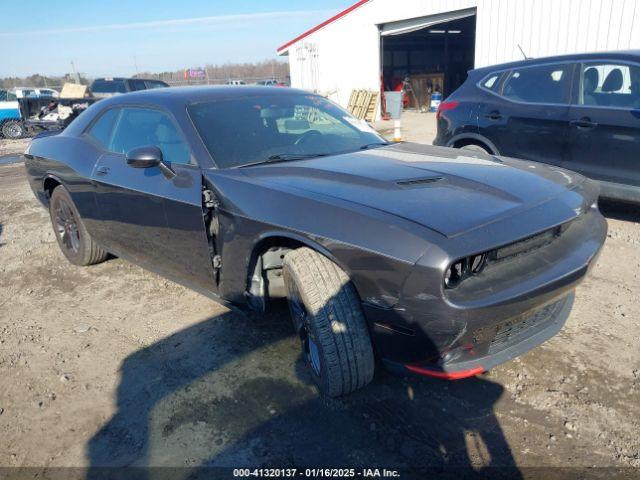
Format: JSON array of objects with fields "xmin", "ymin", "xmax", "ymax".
[{"xmin": 444, "ymin": 254, "xmax": 487, "ymax": 289}]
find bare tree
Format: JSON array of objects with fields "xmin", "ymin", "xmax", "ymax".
[{"xmin": 0, "ymin": 59, "xmax": 289, "ymax": 90}]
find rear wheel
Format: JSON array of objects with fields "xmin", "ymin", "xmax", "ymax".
[
  {"xmin": 1, "ymin": 120, "xmax": 25, "ymax": 139},
  {"xmin": 283, "ymin": 247, "xmax": 375, "ymax": 397},
  {"xmin": 49, "ymin": 186, "xmax": 108, "ymax": 266}
]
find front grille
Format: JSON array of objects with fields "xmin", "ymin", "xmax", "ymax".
[
  {"xmin": 493, "ymin": 225, "xmax": 562, "ymax": 262},
  {"xmin": 488, "ymin": 299, "xmax": 564, "ymax": 353},
  {"xmin": 444, "ymin": 221, "xmax": 572, "ymax": 290}
]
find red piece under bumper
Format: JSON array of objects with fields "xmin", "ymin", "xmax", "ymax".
[
  {"xmin": 392, "ymin": 293, "xmax": 576, "ymax": 381},
  {"xmin": 404, "ymin": 364, "xmax": 485, "ymax": 380}
]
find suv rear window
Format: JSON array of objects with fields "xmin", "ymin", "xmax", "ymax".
[
  {"xmin": 128, "ymin": 79, "xmax": 147, "ymax": 91},
  {"xmin": 501, "ymin": 64, "xmax": 572, "ymax": 104},
  {"xmin": 144, "ymin": 81, "xmax": 168, "ymax": 89},
  {"xmin": 92, "ymin": 80, "xmax": 127, "ymax": 94}
]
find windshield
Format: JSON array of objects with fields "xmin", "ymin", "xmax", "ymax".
[{"xmin": 187, "ymin": 94, "xmax": 385, "ymax": 168}]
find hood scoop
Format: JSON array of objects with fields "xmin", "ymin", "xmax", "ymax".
[{"xmin": 396, "ymin": 177, "xmax": 443, "ymax": 188}]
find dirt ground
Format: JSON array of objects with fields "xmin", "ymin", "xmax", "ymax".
[
  {"xmin": 0, "ymin": 139, "xmax": 30, "ymax": 162},
  {"xmin": 0, "ymin": 127, "xmax": 639, "ymax": 478}
]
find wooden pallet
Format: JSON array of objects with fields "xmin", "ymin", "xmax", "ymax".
[{"xmin": 347, "ymin": 89, "xmax": 379, "ymax": 122}]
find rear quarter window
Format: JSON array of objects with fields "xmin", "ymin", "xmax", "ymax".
[
  {"xmin": 87, "ymin": 108, "xmax": 120, "ymax": 149},
  {"xmin": 480, "ymin": 73, "xmax": 501, "ymax": 92}
]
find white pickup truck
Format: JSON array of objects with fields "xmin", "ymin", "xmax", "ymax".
[{"xmin": 0, "ymin": 90, "xmax": 24, "ymax": 139}]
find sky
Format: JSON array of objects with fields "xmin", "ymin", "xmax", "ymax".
[{"xmin": 1, "ymin": 1, "xmax": 353, "ymax": 78}]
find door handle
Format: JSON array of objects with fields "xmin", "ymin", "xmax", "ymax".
[
  {"xmin": 484, "ymin": 111, "xmax": 502, "ymax": 120},
  {"xmin": 569, "ymin": 117, "xmax": 598, "ymax": 129},
  {"xmin": 95, "ymin": 166, "xmax": 110, "ymax": 176}
]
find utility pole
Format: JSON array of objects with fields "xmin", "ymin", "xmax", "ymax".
[
  {"xmin": 133, "ymin": 55, "xmax": 139, "ymax": 76},
  {"xmin": 70, "ymin": 61, "xmax": 80, "ymax": 84}
]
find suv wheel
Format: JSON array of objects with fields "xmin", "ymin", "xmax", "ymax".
[{"xmin": 460, "ymin": 143, "xmax": 490, "ymax": 154}]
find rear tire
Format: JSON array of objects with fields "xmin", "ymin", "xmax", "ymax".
[
  {"xmin": 49, "ymin": 186, "xmax": 108, "ymax": 266},
  {"xmin": 1, "ymin": 120, "xmax": 25, "ymax": 139},
  {"xmin": 283, "ymin": 247, "xmax": 375, "ymax": 397},
  {"xmin": 459, "ymin": 143, "xmax": 490, "ymax": 154}
]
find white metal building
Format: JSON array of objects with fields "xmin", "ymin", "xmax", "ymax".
[{"xmin": 277, "ymin": 0, "xmax": 640, "ymax": 114}]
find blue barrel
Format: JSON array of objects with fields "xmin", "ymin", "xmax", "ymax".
[{"xmin": 429, "ymin": 92, "xmax": 442, "ymax": 112}]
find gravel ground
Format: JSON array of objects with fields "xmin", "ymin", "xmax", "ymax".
[{"xmin": 0, "ymin": 133, "xmax": 639, "ymax": 477}]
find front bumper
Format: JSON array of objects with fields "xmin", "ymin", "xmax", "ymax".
[
  {"xmin": 382, "ymin": 293, "xmax": 573, "ymax": 379},
  {"xmin": 363, "ymin": 204, "xmax": 606, "ymax": 376}
]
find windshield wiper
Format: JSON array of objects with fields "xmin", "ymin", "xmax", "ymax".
[
  {"xmin": 267, "ymin": 153, "xmax": 329, "ymax": 161},
  {"xmin": 360, "ymin": 142, "xmax": 390, "ymax": 150},
  {"xmin": 238, "ymin": 153, "xmax": 327, "ymax": 168}
]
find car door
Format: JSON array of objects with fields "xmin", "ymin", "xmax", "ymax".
[
  {"xmin": 478, "ymin": 62, "xmax": 574, "ymax": 165},
  {"xmin": 88, "ymin": 106, "xmax": 216, "ymax": 293},
  {"xmin": 564, "ymin": 61, "xmax": 640, "ymax": 191}
]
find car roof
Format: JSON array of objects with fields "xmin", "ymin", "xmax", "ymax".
[
  {"xmin": 94, "ymin": 85, "xmax": 309, "ymax": 109},
  {"xmin": 64, "ymin": 85, "xmax": 313, "ymax": 139},
  {"xmin": 472, "ymin": 49, "xmax": 640, "ymax": 75}
]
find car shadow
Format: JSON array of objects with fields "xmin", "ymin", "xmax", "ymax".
[
  {"xmin": 599, "ymin": 200, "xmax": 640, "ymax": 223},
  {"xmin": 0, "ymin": 222, "xmax": 4, "ymax": 247},
  {"xmin": 85, "ymin": 292, "xmax": 522, "ymax": 479}
]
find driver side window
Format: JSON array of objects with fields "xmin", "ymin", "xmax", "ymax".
[{"xmin": 109, "ymin": 107, "xmax": 192, "ymax": 165}]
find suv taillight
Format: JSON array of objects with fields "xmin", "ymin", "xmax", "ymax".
[{"xmin": 436, "ymin": 100, "xmax": 459, "ymax": 120}]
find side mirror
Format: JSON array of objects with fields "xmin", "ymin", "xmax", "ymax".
[
  {"xmin": 126, "ymin": 145, "xmax": 176, "ymax": 179},
  {"xmin": 126, "ymin": 145, "xmax": 162, "ymax": 168}
]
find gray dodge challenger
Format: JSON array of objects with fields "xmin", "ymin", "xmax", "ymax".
[{"xmin": 24, "ymin": 86, "xmax": 607, "ymax": 396}]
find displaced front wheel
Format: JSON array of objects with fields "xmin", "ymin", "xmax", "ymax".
[
  {"xmin": 1, "ymin": 120, "xmax": 26, "ymax": 139},
  {"xmin": 283, "ymin": 247, "xmax": 375, "ymax": 397},
  {"xmin": 49, "ymin": 186, "xmax": 109, "ymax": 266}
]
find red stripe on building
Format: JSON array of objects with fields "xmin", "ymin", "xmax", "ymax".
[{"xmin": 276, "ymin": 0, "xmax": 371, "ymax": 54}]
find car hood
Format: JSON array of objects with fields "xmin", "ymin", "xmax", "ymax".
[{"xmin": 239, "ymin": 143, "xmax": 587, "ymax": 238}]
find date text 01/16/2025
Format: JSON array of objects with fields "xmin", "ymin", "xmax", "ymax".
[{"xmin": 233, "ymin": 468, "xmax": 401, "ymax": 477}]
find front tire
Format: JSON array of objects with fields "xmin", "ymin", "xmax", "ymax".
[
  {"xmin": 283, "ymin": 247, "xmax": 375, "ymax": 397},
  {"xmin": 49, "ymin": 186, "xmax": 108, "ymax": 266}
]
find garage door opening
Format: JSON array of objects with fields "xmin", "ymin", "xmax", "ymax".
[{"xmin": 381, "ymin": 8, "xmax": 476, "ymax": 109}]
